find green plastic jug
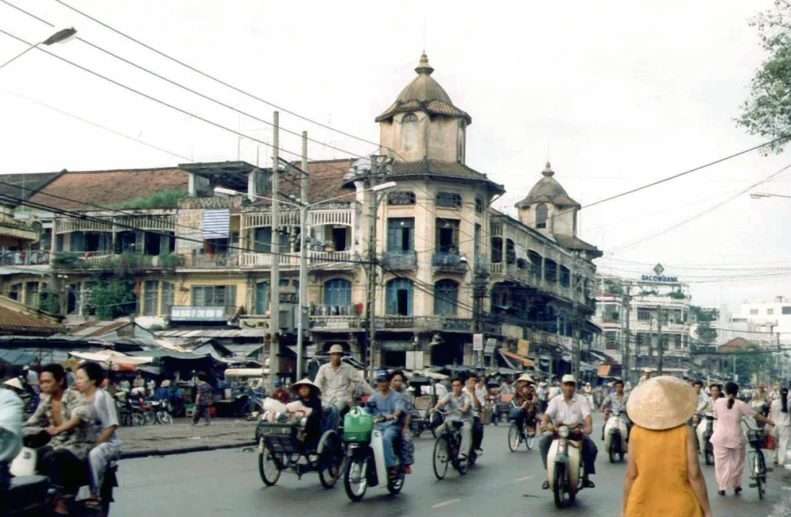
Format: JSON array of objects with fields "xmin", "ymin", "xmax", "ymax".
[{"xmin": 343, "ymin": 406, "xmax": 374, "ymax": 443}]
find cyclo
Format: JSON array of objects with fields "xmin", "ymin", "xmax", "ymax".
[
  {"xmin": 405, "ymin": 375, "xmax": 443, "ymax": 438},
  {"xmin": 256, "ymin": 380, "xmax": 344, "ymax": 489}
]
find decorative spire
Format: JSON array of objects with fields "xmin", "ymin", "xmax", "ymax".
[
  {"xmin": 542, "ymin": 161, "xmax": 555, "ymax": 177},
  {"xmin": 415, "ymin": 53, "xmax": 434, "ymax": 76}
]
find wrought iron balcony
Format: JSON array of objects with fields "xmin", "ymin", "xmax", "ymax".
[
  {"xmin": 431, "ymin": 252, "xmax": 468, "ymax": 273},
  {"xmin": 381, "ymin": 250, "xmax": 418, "ymax": 270}
]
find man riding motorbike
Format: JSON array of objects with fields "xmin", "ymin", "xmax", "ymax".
[
  {"xmin": 600, "ymin": 379, "xmax": 630, "ymax": 439},
  {"xmin": 313, "ymin": 344, "xmax": 374, "ymax": 431},
  {"xmin": 431, "ymin": 378, "xmax": 473, "ymax": 460},
  {"xmin": 695, "ymin": 384, "xmax": 721, "ymax": 454},
  {"xmin": 539, "ymin": 374, "xmax": 598, "ymax": 490},
  {"xmin": 691, "ymin": 380, "xmax": 710, "ymax": 426},
  {"xmin": 367, "ymin": 372, "xmax": 405, "ymax": 477},
  {"xmin": 464, "ymin": 374, "xmax": 486, "ymax": 456},
  {"xmin": 0, "ymin": 362, "xmax": 24, "ymax": 491}
]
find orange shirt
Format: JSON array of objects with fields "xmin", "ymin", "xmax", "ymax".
[{"xmin": 624, "ymin": 425, "xmax": 703, "ymax": 517}]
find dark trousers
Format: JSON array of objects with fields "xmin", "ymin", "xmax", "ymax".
[
  {"xmin": 193, "ymin": 404, "xmax": 211, "ymax": 424},
  {"xmin": 539, "ymin": 434, "xmax": 597, "ymax": 476},
  {"xmin": 0, "ymin": 462, "xmax": 10, "ymax": 491},
  {"xmin": 472, "ymin": 416, "xmax": 484, "ymax": 451},
  {"xmin": 37, "ymin": 447, "xmax": 84, "ymax": 494}
]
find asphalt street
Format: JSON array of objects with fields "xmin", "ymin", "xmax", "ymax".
[{"xmin": 112, "ymin": 415, "xmax": 791, "ymax": 517}]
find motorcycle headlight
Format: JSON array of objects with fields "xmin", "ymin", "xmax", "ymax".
[{"xmin": 558, "ymin": 426, "xmax": 570, "ymax": 438}]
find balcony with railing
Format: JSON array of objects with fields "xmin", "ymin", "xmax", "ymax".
[
  {"xmin": 376, "ymin": 315, "xmax": 474, "ymax": 332},
  {"xmin": 381, "ymin": 250, "xmax": 417, "ymax": 270},
  {"xmin": 0, "ymin": 249, "xmax": 50, "ymax": 266},
  {"xmin": 431, "ymin": 253, "xmax": 468, "ymax": 274},
  {"xmin": 51, "ymin": 251, "xmax": 182, "ymax": 270}
]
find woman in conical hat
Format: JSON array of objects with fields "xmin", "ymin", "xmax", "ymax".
[
  {"xmin": 291, "ymin": 379, "xmax": 323, "ymax": 448},
  {"xmin": 622, "ymin": 376, "xmax": 712, "ymax": 517}
]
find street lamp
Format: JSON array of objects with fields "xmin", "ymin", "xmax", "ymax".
[
  {"xmin": 750, "ymin": 192, "xmax": 791, "ymax": 200},
  {"xmin": 215, "ymin": 180, "xmax": 396, "ymax": 379},
  {"xmin": 0, "ymin": 28, "xmax": 77, "ymax": 72}
]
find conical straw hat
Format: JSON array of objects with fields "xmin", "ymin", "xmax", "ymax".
[
  {"xmin": 290, "ymin": 378, "xmax": 322, "ymax": 396},
  {"xmin": 626, "ymin": 376, "xmax": 696, "ymax": 431}
]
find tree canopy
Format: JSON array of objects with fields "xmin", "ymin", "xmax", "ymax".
[{"xmin": 737, "ymin": 1, "xmax": 791, "ymax": 153}]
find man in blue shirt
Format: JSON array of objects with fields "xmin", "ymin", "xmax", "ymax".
[{"xmin": 368, "ymin": 372, "xmax": 405, "ymax": 476}]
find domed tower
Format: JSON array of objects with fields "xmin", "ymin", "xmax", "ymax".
[
  {"xmin": 376, "ymin": 53, "xmax": 471, "ymax": 163},
  {"xmin": 516, "ymin": 162, "xmax": 581, "ymax": 237}
]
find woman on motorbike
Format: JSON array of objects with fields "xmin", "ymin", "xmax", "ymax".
[
  {"xmin": 389, "ymin": 371, "xmax": 414, "ymax": 474},
  {"xmin": 26, "ymin": 364, "xmax": 93, "ymax": 514}
]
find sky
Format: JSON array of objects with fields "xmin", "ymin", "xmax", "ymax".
[{"xmin": 1, "ymin": 0, "xmax": 790, "ymax": 312}]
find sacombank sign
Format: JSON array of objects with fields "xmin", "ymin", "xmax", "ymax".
[{"xmin": 641, "ymin": 274, "xmax": 679, "ymax": 283}]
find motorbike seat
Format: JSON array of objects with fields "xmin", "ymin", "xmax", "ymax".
[{"xmin": 6, "ymin": 474, "xmax": 50, "ymax": 507}]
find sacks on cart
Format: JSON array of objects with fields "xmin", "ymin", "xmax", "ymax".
[{"xmin": 260, "ymin": 398, "xmax": 310, "ymax": 426}]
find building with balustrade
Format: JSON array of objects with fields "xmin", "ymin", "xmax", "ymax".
[{"xmin": 0, "ymin": 54, "xmax": 603, "ymax": 376}]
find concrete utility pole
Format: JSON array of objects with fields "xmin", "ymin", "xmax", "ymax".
[
  {"xmin": 622, "ymin": 281, "xmax": 632, "ymax": 383},
  {"xmin": 366, "ymin": 157, "xmax": 379, "ymax": 382},
  {"xmin": 295, "ymin": 131, "xmax": 309, "ymax": 380},
  {"xmin": 572, "ymin": 299, "xmax": 580, "ymax": 381},
  {"xmin": 269, "ymin": 111, "xmax": 280, "ymax": 389},
  {"xmin": 657, "ymin": 305, "xmax": 664, "ymax": 375}
]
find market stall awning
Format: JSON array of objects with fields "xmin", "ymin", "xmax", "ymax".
[
  {"xmin": 500, "ymin": 350, "xmax": 535, "ymax": 368},
  {"xmin": 127, "ymin": 350, "xmax": 209, "ymax": 361},
  {"xmin": 69, "ymin": 350, "xmax": 153, "ymax": 366}
]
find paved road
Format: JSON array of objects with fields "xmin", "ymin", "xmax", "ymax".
[{"xmin": 112, "ymin": 417, "xmax": 790, "ymax": 517}]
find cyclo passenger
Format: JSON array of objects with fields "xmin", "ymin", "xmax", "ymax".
[
  {"xmin": 511, "ymin": 375, "xmax": 538, "ymax": 436},
  {"xmin": 600, "ymin": 378, "xmax": 630, "ymax": 439},
  {"xmin": 539, "ymin": 374, "xmax": 598, "ymax": 490},
  {"xmin": 464, "ymin": 374, "xmax": 486, "ymax": 456},
  {"xmin": 289, "ymin": 379, "xmax": 323, "ymax": 450},
  {"xmin": 367, "ymin": 372, "xmax": 406, "ymax": 477},
  {"xmin": 313, "ymin": 345, "xmax": 374, "ymax": 431},
  {"xmin": 430, "ymin": 378, "xmax": 473, "ymax": 461}
]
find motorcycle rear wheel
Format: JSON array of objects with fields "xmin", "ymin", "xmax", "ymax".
[
  {"xmin": 387, "ymin": 470, "xmax": 405, "ymax": 494},
  {"xmin": 156, "ymin": 411, "xmax": 173, "ymax": 425}
]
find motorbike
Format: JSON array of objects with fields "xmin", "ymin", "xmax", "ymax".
[
  {"xmin": 343, "ymin": 405, "xmax": 406, "ymax": 502},
  {"xmin": 699, "ymin": 412, "xmax": 715, "ymax": 465},
  {"xmin": 547, "ymin": 424, "xmax": 586, "ymax": 509},
  {"xmin": 604, "ymin": 409, "xmax": 628, "ymax": 463},
  {"xmin": 7, "ymin": 429, "xmax": 117, "ymax": 516}
]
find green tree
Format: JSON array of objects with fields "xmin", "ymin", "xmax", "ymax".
[
  {"xmin": 737, "ymin": 1, "xmax": 791, "ymax": 153},
  {"xmin": 733, "ymin": 344, "xmax": 773, "ymax": 385},
  {"xmin": 690, "ymin": 306, "xmax": 718, "ymax": 349},
  {"xmin": 89, "ymin": 280, "xmax": 137, "ymax": 320}
]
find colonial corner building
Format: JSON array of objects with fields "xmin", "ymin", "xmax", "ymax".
[{"xmin": 0, "ymin": 54, "xmax": 603, "ymax": 377}]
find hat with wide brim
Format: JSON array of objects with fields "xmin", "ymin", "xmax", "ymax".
[
  {"xmin": 3, "ymin": 377, "xmax": 23, "ymax": 390},
  {"xmin": 627, "ymin": 376, "xmax": 697, "ymax": 431},
  {"xmin": 290, "ymin": 378, "xmax": 322, "ymax": 396},
  {"xmin": 328, "ymin": 344, "xmax": 345, "ymax": 355},
  {"xmin": 516, "ymin": 374, "xmax": 535, "ymax": 384}
]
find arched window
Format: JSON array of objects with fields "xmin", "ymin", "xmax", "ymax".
[
  {"xmin": 386, "ymin": 278, "xmax": 413, "ymax": 316},
  {"xmin": 401, "ymin": 113, "xmax": 418, "ymax": 151},
  {"xmin": 255, "ymin": 281, "xmax": 269, "ymax": 315},
  {"xmin": 434, "ymin": 279, "xmax": 459, "ymax": 316},
  {"xmin": 324, "ymin": 278, "xmax": 352, "ymax": 307},
  {"xmin": 536, "ymin": 204, "xmax": 548, "ymax": 229}
]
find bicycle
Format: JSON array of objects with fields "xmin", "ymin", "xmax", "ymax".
[
  {"xmin": 431, "ymin": 411, "xmax": 477, "ymax": 479},
  {"xmin": 744, "ymin": 418, "xmax": 770, "ymax": 500},
  {"xmin": 507, "ymin": 406, "xmax": 537, "ymax": 452}
]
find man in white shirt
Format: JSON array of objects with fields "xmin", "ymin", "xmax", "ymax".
[
  {"xmin": 431, "ymin": 378, "xmax": 473, "ymax": 460},
  {"xmin": 0, "ymin": 363, "xmax": 24, "ymax": 491},
  {"xmin": 464, "ymin": 374, "xmax": 486, "ymax": 456},
  {"xmin": 539, "ymin": 374, "xmax": 598, "ymax": 490},
  {"xmin": 692, "ymin": 380, "xmax": 710, "ymax": 425},
  {"xmin": 313, "ymin": 344, "xmax": 373, "ymax": 429}
]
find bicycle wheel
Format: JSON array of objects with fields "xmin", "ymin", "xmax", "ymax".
[
  {"xmin": 525, "ymin": 425, "xmax": 535, "ymax": 450},
  {"xmin": 143, "ymin": 411, "xmax": 156, "ymax": 426},
  {"xmin": 132, "ymin": 413, "xmax": 145, "ymax": 427},
  {"xmin": 258, "ymin": 440, "xmax": 281, "ymax": 486},
  {"xmin": 318, "ymin": 432, "xmax": 343, "ymax": 489},
  {"xmin": 755, "ymin": 452, "xmax": 766, "ymax": 500},
  {"xmin": 508, "ymin": 424, "xmax": 521, "ymax": 452},
  {"xmin": 157, "ymin": 411, "xmax": 173, "ymax": 425},
  {"xmin": 433, "ymin": 438, "xmax": 449, "ymax": 480}
]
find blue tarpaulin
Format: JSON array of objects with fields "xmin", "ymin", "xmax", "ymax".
[{"xmin": 0, "ymin": 348, "xmax": 36, "ymax": 366}]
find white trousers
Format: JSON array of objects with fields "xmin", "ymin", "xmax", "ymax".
[
  {"xmin": 775, "ymin": 424, "xmax": 790, "ymax": 466},
  {"xmin": 89, "ymin": 442, "xmax": 121, "ymax": 494}
]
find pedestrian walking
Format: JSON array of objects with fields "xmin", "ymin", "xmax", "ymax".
[
  {"xmin": 192, "ymin": 372, "xmax": 213, "ymax": 426},
  {"xmin": 622, "ymin": 376, "xmax": 713, "ymax": 517},
  {"xmin": 710, "ymin": 381, "xmax": 774, "ymax": 496},
  {"xmin": 770, "ymin": 387, "xmax": 789, "ymax": 467}
]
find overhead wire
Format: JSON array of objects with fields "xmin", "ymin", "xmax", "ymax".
[{"xmin": 0, "ymin": 0, "xmax": 368, "ymax": 160}]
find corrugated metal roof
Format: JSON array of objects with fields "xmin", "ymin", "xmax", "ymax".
[{"xmin": 156, "ymin": 329, "xmax": 268, "ymax": 338}]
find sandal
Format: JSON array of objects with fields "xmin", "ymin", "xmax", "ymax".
[{"xmin": 84, "ymin": 496, "xmax": 102, "ymax": 508}]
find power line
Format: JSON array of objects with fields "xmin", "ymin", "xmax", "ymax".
[
  {"xmin": 0, "ymin": 0, "xmax": 367, "ymax": 160},
  {"xmin": 52, "ymin": 0, "xmax": 384, "ymax": 151},
  {"xmin": 0, "ymin": 89, "xmax": 193, "ymax": 161},
  {"xmin": 0, "ymin": 28, "xmax": 305, "ymax": 161}
]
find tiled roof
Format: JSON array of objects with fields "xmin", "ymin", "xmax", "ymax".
[
  {"xmin": 0, "ymin": 172, "xmax": 63, "ymax": 202},
  {"xmin": 553, "ymin": 235, "xmax": 603, "ymax": 257},
  {"xmin": 0, "ymin": 305, "xmax": 63, "ymax": 335},
  {"xmin": 376, "ymin": 99, "xmax": 471, "ymax": 123},
  {"xmin": 249, "ymin": 159, "xmax": 358, "ymax": 205},
  {"xmin": 389, "ymin": 160, "xmax": 505, "ymax": 193},
  {"xmin": 28, "ymin": 168, "xmax": 189, "ymax": 211},
  {"xmin": 516, "ymin": 163, "xmax": 580, "ymax": 209}
]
